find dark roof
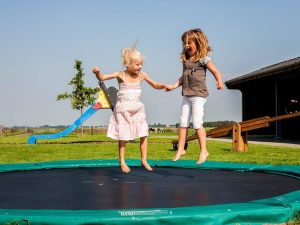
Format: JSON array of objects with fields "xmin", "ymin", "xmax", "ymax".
[{"xmin": 225, "ymin": 57, "xmax": 300, "ymax": 89}]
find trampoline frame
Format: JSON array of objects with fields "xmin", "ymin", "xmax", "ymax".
[{"xmin": 0, "ymin": 159, "xmax": 299, "ymax": 225}]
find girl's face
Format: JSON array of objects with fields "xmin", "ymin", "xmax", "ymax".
[
  {"xmin": 184, "ymin": 38, "xmax": 197, "ymax": 58},
  {"xmin": 128, "ymin": 57, "xmax": 143, "ymax": 75}
]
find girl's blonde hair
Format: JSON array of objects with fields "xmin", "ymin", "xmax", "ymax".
[
  {"xmin": 180, "ymin": 28, "xmax": 211, "ymax": 62},
  {"xmin": 121, "ymin": 47, "xmax": 144, "ymax": 67}
]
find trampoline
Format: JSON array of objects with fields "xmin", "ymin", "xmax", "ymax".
[{"xmin": 0, "ymin": 160, "xmax": 299, "ymax": 224}]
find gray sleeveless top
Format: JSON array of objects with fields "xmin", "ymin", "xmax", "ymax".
[{"xmin": 182, "ymin": 57, "xmax": 210, "ymax": 97}]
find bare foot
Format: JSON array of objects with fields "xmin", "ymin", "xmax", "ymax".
[
  {"xmin": 120, "ymin": 163, "xmax": 131, "ymax": 173},
  {"xmin": 172, "ymin": 150, "xmax": 186, "ymax": 161},
  {"xmin": 196, "ymin": 151, "xmax": 209, "ymax": 164},
  {"xmin": 142, "ymin": 161, "xmax": 153, "ymax": 171}
]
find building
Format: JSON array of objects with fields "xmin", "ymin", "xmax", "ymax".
[{"xmin": 225, "ymin": 57, "xmax": 300, "ymax": 140}]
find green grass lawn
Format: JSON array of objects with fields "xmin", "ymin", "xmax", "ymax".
[{"xmin": 0, "ymin": 132, "xmax": 299, "ymax": 165}]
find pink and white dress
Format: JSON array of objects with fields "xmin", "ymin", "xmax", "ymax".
[{"xmin": 107, "ymin": 81, "xmax": 149, "ymax": 140}]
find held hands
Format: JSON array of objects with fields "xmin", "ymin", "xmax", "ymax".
[{"xmin": 165, "ymin": 84, "xmax": 175, "ymax": 92}]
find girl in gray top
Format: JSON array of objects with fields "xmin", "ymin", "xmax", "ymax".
[{"xmin": 166, "ymin": 28, "xmax": 224, "ymax": 164}]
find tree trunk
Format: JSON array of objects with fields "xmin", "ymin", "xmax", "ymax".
[{"xmin": 81, "ymin": 108, "xmax": 83, "ymax": 136}]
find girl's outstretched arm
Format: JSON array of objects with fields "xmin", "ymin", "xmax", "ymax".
[
  {"xmin": 165, "ymin": 77, "xmax": 183, "ymax": 91},
  {"xmin": 92, "ymin": 66, "xmax": 120, "ymax": 81},
  {"xmin": 206, "ymin": 61, "xmax": 224, "ymax": 90},
  {"xmin": 140, "ymin": 72, "xmax": 166, "ymax": 89}
]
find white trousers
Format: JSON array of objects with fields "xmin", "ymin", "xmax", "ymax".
[{"xmin": 180, "ymin": 96, "xmax": 207, "ymax": 129}]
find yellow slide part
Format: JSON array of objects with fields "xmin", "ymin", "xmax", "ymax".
[{"xmin": 95, "ymin": 88, "xmax": 112, "ymax": 109}]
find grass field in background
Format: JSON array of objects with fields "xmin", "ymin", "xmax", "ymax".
[{"xmin": 0, "ymin": 132, "xmax": 299, "ymax": 165}]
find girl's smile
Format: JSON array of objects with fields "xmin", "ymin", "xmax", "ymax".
[
  {"xmin": 184, "ymin": 39, "xmax": 197, "ymax": 57},
  {"xmin": 128, "ymin": 59, "xmax": 143, "ymax": 75}
]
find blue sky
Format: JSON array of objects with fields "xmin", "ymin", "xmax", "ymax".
[{"xmin": 1, "ymin": 0, "xmax": 299, "ymax": 127}]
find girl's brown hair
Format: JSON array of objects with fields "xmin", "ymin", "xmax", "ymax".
[{"xmin": 180, "ymin": 28, "xmax": 211, "ymax": 62}]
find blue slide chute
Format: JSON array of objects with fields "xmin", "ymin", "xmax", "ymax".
[
  {"xmin": 27, "ymin": 81, "xmax": 117, "ymax": 144},
  {"xmin": 27, "ymin": 104, "xmax": 98, "ymax": 144}
]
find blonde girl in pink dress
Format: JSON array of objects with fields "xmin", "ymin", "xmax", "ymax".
[{"xmin": 92, "ymin": 48, "xmax": 166, "ymax": 173}]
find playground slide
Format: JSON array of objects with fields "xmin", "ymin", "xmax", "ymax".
[
  {"xmin": 28, "ymin": 81, "xmax": 117, "ymax": 144},
  {"xmin": 28, "ymin": 105, "xmax": 99, "ymax": 144}
]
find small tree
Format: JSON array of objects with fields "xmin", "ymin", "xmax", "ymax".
[{"xmin": 57, "ymin": 60, "xmax": 99, "ymax": 135}]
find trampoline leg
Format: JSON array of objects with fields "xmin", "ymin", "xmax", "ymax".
[
  {"xmin": 184, "ymin": 142, "xmax": 188, "ymax": 150},
  {"xmin": 173, "ymin": 143, "xmax": 178, "ymax": 151}
]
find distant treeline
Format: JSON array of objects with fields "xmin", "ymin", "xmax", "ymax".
[
  {"xmin": 1, "ymin": 121, "xmax": 236, "ymax": 136},
  {"xmin": 152, "ymin": 121, "xmax": 236, "ymax": 128},
  {"xmin": 5, "ymin": 121, "xmax": 236, "ymax": 129},
  {"xmin": 203, "ymin": 120, "xmax": 235, "ymax": 128}
]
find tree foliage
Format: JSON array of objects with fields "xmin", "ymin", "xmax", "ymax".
[{"xmin": 57, "ymin": 60, "xmax": 99, "ymax": 112}]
